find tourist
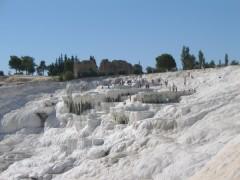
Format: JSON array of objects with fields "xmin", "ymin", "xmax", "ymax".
[
  {"xmin": 184, "ymin": 76, "xmax": 187, "ymax": 86},
  {"xmin": 165, "ymin": 80, "xmax": 168, "ymax": 87}
]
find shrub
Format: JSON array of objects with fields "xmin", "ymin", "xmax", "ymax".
[
  {"xmin": 79, "ymin": 69, "xmax": 98, "ymax": 77},
  {"xmin": 63, "ymin": 71, "xmax": 74, "ymax": 81},
  {"xmin": 98, "ymin": 72, "xmax": 106, "ymax": 76},
  {"xmin": 108, "ymin": 72, "xmax": 115, "ymax": 76},
  {"xmin": 58, "ymin": 74, "xmax": 64, "ymax": 81},
  {"xmin": 146, "ymin": 66, "xmax": 156, "ymax": 74},
  {"xmin": 205, "ymin": 60, "xmax": 216, "ymax": 68},
  {"xmin": 230, "ymin": 60, "xmax": 239, "ymax": 65},
  {"xmin": 118, "ymin": 71, "xmax": 127, "ymax": 75},
  {"xmin": 112, "ymin": 112, "xmax": 129, "ymax": 124}
]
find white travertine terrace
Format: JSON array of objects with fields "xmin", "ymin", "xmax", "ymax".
[{"xmin": 0, "ymin": 66, "xmax": 240, "ymax": 180}]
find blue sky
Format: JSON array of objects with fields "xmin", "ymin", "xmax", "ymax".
[{"xmin": 0, "ymin": 0, "xmax": 240, "ymax": 73}]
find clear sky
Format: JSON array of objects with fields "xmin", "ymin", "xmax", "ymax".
[{"xmin": 0, "ymin": 0, "xmax": 240, "ymax": 73}]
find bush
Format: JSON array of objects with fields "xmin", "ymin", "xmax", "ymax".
[
  {"xmin": 230, "ymin": 60, "xmax": 239, "ymax": 65},
  {"xmin": 107, "ymin": 72, "xmax": 114, "ymax": 76},
  {"xmin": 157, "ymin": 67, "xmax": 167, "ymax": 73},
  {"xmin": 146, "ymin": 66, "xmax": 156, "ymax": 74},
  {"xmin": 118, "ymin": 71, "xmax": 127, "ymax": 75},
  {"xmin": 0, "ymin": 71, "xmax": 4, "ymax": 76},
  {"xmin": 79, "ymin": 69, "xmax": 98, "ymax": 78},
  {"xmin": 98, "ymin": 72, "xmax": 106, "ymax": 76},
  {"xmin": 112, "ymin": 112, "xmax": 129, "ymax": 124},
  {"xmin": 63, "ymin": 71, "xmax": 74, "ymax": 81},
  {"xmin": 58, "ymin": 74, "xmax": 64, "ymax": 81},
  {"xmin": 205, "ymin": 60, "xmax": 216, "ymax": 68}
]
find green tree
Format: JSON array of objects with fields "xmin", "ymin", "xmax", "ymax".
[
  {"xmin": 181, "ymin": 46, "xmax": 196, "ymax": 70},
  {"xmin": 21, "ymin": 56, "xmax": 35, "ymax": 75},
  {"xmin": 37, "ymin": 60, "xmax": 47, "ymax": 76},
  {"xmin": 9, "ymin": 56, "xmax": 22, "ymax": 74},
  {"xmin": 28, "ymin": 64, "xmax": 36, "ymax": 75},
  {"xmin": 198, "ymin": 50, "xmax": 205, "ymax": 69},
  {"xmin": 209, "ymin": 60, "xmax": 216, "ymax": 68},
  {"xmin": 230, "ymin": 60, "xmax": 239, "ymax": 65},
  {"xmin": 63, "ymin": 71, "xmax": 74, "ymax": 81},
  {"xmin": 64, "ymin": 59, "xmax": 74, "ymax": 73},
  {"xmin": 48, "ymin": 54, "xmax": 78, "ymax": 77},
  {"xmin": 156, "ymin": 54, "xmax": 176, "ymax": 72},
  {"xmin": 205, "ymin": 60, "xmax": 216, "ymax": 68},
  {"xmin": 225, "ymin": 54, "xmax": 229, "ymax": 66},
  {"xmin": 36, "ymin": 66, "xmax": 42, "ymax": 76},
  {"xmin": 218, "ymin": 59, "xmax": 222, "ymax": 67},
  {"xmin": 146, "ymin": 66, "xmax": 155, "ymax": 74},
  {"xmin": 48, "ymin": 63, "xmax": 56, "ymax": 76},
  {"xmin": 133, "ymin": 64, "xmax": 143, "ymax": 74}
]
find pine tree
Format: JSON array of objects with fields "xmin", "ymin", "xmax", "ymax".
[
  {"xmin": 64, "ymin": 54, "xmax": 68, "ymax": 62},
  {"xmin": 198, "ymin": 50, "xmax": 205, "ymax": 69},
  {"xmin": 71, "ymin": 56, "xmax": 74, "ymax": 62},
  {"xmin": 225, "ymin": 54, "xmax": 229, "ymax": 66},
  {"xmin": 75, "ymin": 56, "xmax": 79, "ymax": 62},
  {"xmin": 181, "ymin": 46, "xmax": 196, "ymax": 70},
  {"xmin": 218, "ymin": 59, "xmax": 222, "ymax": 67}
]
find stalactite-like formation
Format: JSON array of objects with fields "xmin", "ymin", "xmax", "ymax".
[
  {"xmin": 63, "ymin": 87, "xmax": 158, "ymax": 115},
  {"xmin": 136, "ymin": 90, "xmax": 195, "ymax": 104}
]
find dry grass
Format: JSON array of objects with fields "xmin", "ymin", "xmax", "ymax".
[{"xmin": 0, "ymin": 75, "xmax": 55, "ymax": 85}]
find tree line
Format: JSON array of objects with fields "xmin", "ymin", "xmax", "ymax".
[
  {"xmin": 8, "ymin": 56, "xmax": 47, "ymax": 76},
  {"xmin": 146, "ymin": 46, "xmax": 239, "ymax": 73},
  {"xmin": 47, "ymin": 54, "xmax": 76, "ymax": 76},
  {"xmin": 7, "ymin": 46, "xmax": 240, "ymax": 79},
  {"xmin": 47, "ymin": 55, "xmax": 144, "ymax": 80}
]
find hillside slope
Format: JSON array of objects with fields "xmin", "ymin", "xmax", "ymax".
[{"xmin": 0, "ymin": 66, "xmax": 239, "ymax": 180}]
